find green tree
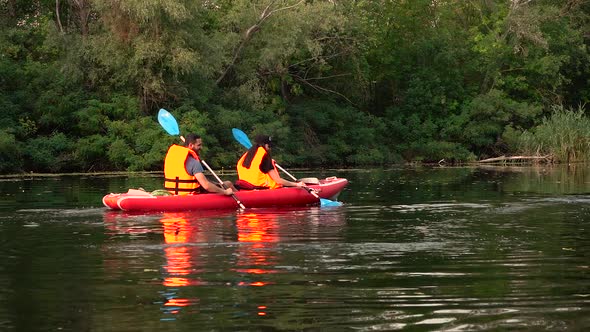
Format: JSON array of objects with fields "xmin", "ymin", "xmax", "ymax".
[
  {"xmin": 74, "ymin": 0, "xmax": 220, "ymax": 113},
  {"xmin": 213, "ymin": 0, "xmax": 366, "ymax": 110}
]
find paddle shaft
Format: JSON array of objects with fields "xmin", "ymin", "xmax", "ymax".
[
  {"xmin": 231, "ymin": 128, "xmax": 320, "ymax": 200},
  {"xmin": 275, "ymin": 163, "xmax": 296, "ymax": 181},
  {"xmin": 158, "ymin": 110, "xmax": 244, "ymax": 209},
  {"xmin": 201, "ymin": 159, "xmax": 245, "ymax": 209},
  {"xmin": 274, "ymin": 163, "xmax": 320, "ymax": 199}
]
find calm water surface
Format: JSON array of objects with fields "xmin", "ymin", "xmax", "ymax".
[{"xmin": 1, "ymin": 166, "xmax": 590, "ymax": 331}]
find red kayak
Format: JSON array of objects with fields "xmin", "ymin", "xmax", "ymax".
[{"xmin": 103, "ymin": 177, "xmax": 347, "ymax": 212}]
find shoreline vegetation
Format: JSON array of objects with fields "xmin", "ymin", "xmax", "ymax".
[
  {"xmin": 1, "ymin": 1, "xmax": 589, "ymax": 174},
  {"xmin": 2, "ymin": 163, "xmax": 588, "ymax": 180},
  {"xmin": 0, "ymin": 171, "xmax": 162, "ymax": 179}
]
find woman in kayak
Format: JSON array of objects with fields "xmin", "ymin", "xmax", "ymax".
[
  {"xmin": 236, "ymin": 134, "xmax": 304, "ymax": 190},
  {"xmin": 164, "ymin": 133, "xmax": 236, "ymax": 195}
]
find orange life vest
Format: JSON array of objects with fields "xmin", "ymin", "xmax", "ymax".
[
  {"xmin": 163, "ymin": 144, "xmax": 201, "ymax": 195},
  {"xmin": 236, "ymin": 147, "xmax": 281, "ymax": 189}
]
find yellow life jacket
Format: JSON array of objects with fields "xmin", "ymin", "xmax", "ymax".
[
  {"xmin": 163, "ymin": 144, "xmax": 201, "ymax": 195},
  {"xmin": 236, "ymin": 147, "xmax": 281, "ymax": 189}
]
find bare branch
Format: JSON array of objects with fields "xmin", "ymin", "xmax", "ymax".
[
  {"xmin": 259, "ymin": 1, "xmax": 275, "ymax": 21},
  {"xmin": 70, "ymin": 0, "xmax": 91, "ymax": 36},
  {"xmin": 55, "ymin": 0, "xmax": 64, "ymax": 33},
  {"xmin": 301, "ymin": 73, "xmax": 352, "ymax": 81},
  {"xmin": 510, "ymin": 0, "xmax": 533, "ymax": 10},
  {"xmin": 288, "ymin": 50, "xmax": 351, "ymax": 69},
  {"xmin": 292, "ymin": 74, "xmax": 355, "ymax": 105},
  {"xmin": 216, "ymin": 0, "xmax": 305, "ymax": 85},
  {"xmin": 266, "ymin": 0, "xmax": 304, "ymax": 18}
]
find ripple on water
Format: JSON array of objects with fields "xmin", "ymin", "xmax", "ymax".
[{"xmin": 388, "ymin": 202, "xmax": 492, "ymax": 213}]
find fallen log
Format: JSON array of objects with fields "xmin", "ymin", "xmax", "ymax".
[{"xmin": 476, "ymin": 155, "xmax": 553, "ymax": 163}]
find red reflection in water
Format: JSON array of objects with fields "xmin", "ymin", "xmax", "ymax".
[
  {"xmin": 234, "ymin": 211, "xmax": 280, "ymax": 317},
  {"xmin": 235, "ymin": 212, "xmax": 279, "ymax": 276},
  {"xmin": 164, "ymin": 298, "xmax": 193, "ymax": 307},
  {"xmin": 102, "ymin": 211, "xmax": 156, "ymax": 236},
  {"xmin": 237, "ymin": 281, "xmax": 268, "ymax": 287},
  {"xmin": 104, "ymin": 207, "xmax": 345, "ymax": 319},
  {"xmin": 257, "ymin": 305, "xmax": 268, "ymax": 316},
  {"xmin": 161, "ymin": 213, "xmax": 196, "ymax": 287},
  {"xmin": 159, "ymin": 212, "xmax": 204, "ymax": 312}
]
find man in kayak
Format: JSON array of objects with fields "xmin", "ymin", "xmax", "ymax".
[
  {"xmin": 164, "ymin": 133, "xmax": 236, "ymax": 196},
  {"xmin": 236, "ymin": 134, "xmax": 305, "ymax": 189}
]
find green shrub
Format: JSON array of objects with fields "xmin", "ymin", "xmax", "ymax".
[
  {"xmin": 25, "ymin": 132, "xmax": 75, "ymax": 172},
  {"xmin": 459, "ymin": 89, "xmax": 542, "ymax": 156},
  {"xmin": 75, "ymin": 135, "xmax": 110, "ymax": 171},
  {"xmin": 287, "ymin": 100, "xmax": 393, "ymax": 166},
  {"xmin": 408, "ymin": 141, "xmax": 476, "ymax": 163},
  {"xmin": 518, "ymin": 105, "xmax": 590, "ymax": 162},
  {"xmin": 0, "ymin": 130, "xmax": 23, "ymax": 173},
  {"xmin": 107, "ymin": 139, "xmax": 133, "ymax": 169}
]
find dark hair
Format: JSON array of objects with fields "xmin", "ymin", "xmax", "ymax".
[
  {"xmin": 254, "ymin": 134, "xmax": 272, "ymax": 147},
  {"xmin": 184, "ymin": 133, "xmax": 201, "ymax": 146},
  {"xmin": 242, "ymin": 134, "xmax": 272, "ymax": 168}
]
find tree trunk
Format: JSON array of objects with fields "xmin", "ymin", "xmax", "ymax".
[
  {"xmin": 55, "ymin": 0, "xmax": 64, "ymax": 33},
  {"xmin": 70, "ymin": 0, "xmax": 91, "ymax": 37}
]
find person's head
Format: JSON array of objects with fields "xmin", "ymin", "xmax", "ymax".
[
  {"xmin": 184, "ymin": 133, "xmax": 202, "ymax": 153},
  {"xmin": 254, "ymin": 134, "xmax": 272, "ymax": 150}
]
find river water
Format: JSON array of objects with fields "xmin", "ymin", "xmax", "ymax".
[{"xmin": 1, "ymin": 166, "xmax": 590, "ymax": 331}]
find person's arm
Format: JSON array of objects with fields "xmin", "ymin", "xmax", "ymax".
[
  {"xmin": 267, "ymin": 168, "xmax": 304, "ymax": 187},
  {"xmin": 187, "ymin": 157, "xmax": 232, "ymax": 195},
  {"xmin": 260, "ymin": 153, "xmax": 303, "ymax": 188},
  {"xmin": 194, "ymin": 172, "xmax": 233, "ymax": 195}
]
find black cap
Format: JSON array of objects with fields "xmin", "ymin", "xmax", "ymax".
[{"xmin": 254, "ymin": 134, "xmax": 272, "ymax": 146}]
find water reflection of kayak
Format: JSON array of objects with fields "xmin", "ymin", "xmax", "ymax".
[{"xmin": 103, "ymin": 177, "xmax": 347, "ymax": 212}]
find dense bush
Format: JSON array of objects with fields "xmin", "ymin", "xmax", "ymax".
[
  {"xmin": 456, "ymin": 90, "xmax": 542, "ymax": 158},
  {"xmin": 287, "ymin": 100, "xmax": 397, "ymax": 166},
  {"xmin": 0, "ymin": 130, "xmax": 22, "ymax": 173},
  {"xmin": 1, "ymin": 1, "xmax": 589, "ymax": 174},
  {"xmin": 517, "ymin": 105, "xmax": 590, "ymax": 163},
  {"xmin": 24, "ymin": 132, "xmax": 75, "ymax": 172}
]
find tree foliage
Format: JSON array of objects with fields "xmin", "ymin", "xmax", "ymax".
[{"xmin": 1, "ymin": 0, "xmax": 589, "ymax": 173}]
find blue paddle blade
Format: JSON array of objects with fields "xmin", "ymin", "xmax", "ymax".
[
  {"xmin": 232, "ymin": 128, "xmax": 253, "ymax": 149},
  {"xmin": 158, "ymin": 109, "xmax": 180, "ymax": 136},
  {"xmin": 320, "ymin": 198, "xmax": 343, "ymax": 207}
]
